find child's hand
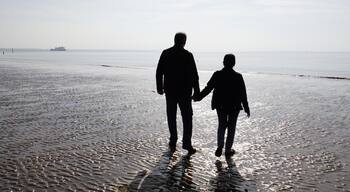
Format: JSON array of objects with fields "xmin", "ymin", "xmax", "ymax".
[{"xmin": 245, "ymin": 108, "xmax": 250, "ymax": 118}]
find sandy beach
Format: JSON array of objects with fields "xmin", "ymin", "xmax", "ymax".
[{"xmin": 0, "ymin": 53, "xmax": 349, "ymax": 191}]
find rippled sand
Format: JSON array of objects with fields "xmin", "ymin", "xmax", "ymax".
[{"xmin": 0, "ymin": 63, "xmax": 349, "ymax": 191}]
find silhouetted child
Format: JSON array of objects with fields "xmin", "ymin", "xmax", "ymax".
[{"xmin": 194, "ymin": 54, "xmax": 250, "ymax": 157}]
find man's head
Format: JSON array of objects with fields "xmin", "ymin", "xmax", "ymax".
[
  {"xmin": 174, "ymin": 32, "xmax": 187, "ymax": 47},
  {"xmin": 223, "ymin": 54, "xmax": 236, "ymax": 68}
]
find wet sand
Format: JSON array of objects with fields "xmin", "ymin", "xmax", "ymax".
[{"xmin": 0, "ymin": 63, "xmax": 349, "ymax": 191}]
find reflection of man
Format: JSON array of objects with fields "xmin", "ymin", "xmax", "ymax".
[{"xmin": 156, "ymin": 32, "xmax": 199, "ymax": 154}]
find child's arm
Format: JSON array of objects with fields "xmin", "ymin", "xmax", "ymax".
[{"xmin": 194, "ymin": 72, "xmax": 217, "ymax": 101}]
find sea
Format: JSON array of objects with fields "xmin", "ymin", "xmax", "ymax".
[{"xmin": 0, "ymin": 50, "xmax": 349, "ymax": 191}]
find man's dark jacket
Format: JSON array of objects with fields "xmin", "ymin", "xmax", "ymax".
[
  {"xmin": 199, "ymin": 67, "xmax": 249, "ymax": 112},
  {"xmin": 156, "ymin": 46, "xmax": 200, "ymax": 97}
]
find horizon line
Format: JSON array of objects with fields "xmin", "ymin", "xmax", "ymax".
[{"xmin": 1, "ymin": 48, "xmax": 350, "ymax": 53}]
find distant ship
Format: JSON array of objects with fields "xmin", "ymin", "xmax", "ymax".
[{"xmin": 50, "ymin": 47, "xmax": 66, "ymax": 51}]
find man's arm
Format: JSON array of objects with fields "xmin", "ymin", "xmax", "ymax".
[
  {"xmin": 156, "ymin": 51, "xmax": 165, "ymax": 95},
  {"xmin": 240, "ymin": 75, "xmax": 250, "ymax": 117},
  {"xmin": 189, "ymin": 53, "xmax": 200, "ymax": 96}
]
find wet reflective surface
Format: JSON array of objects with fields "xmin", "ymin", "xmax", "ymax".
[{"xmin": 0, "ymin": 62, "xmax": 349, "ymax": 191}]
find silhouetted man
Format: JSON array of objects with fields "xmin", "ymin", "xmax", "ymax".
[{"xmin": 156, "ymin": 32, "xmax": 200, "ymax": 154}]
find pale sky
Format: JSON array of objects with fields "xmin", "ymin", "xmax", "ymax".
[{"xmin": 1, "ymin": 0, "xmax": 350, "ymax": 51}]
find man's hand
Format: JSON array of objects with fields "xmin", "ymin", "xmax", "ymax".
[{"xmin": 157, "ymin": 89, "xmax": 164, "ymax": 95}]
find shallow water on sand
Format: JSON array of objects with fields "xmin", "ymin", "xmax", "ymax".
[{"xmin": 0, "ymin": 62, "xmax": 349, "ymax": 191}]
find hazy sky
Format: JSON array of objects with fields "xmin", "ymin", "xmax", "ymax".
[{"xmin": 1, "ymin": 0, "xmax": 350, "ymax": 51}]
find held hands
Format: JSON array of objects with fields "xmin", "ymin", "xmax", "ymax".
[{"xmin": 192, "ymin": 93, "xmax": 202, "ymax": 102}]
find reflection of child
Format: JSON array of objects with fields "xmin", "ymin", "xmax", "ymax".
[{"xmin": 194, "ymin": 54, "xmax": 250, "ymax": 157}]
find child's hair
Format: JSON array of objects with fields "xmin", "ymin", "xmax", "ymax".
[{"xmin": 223, "ymin": 54, "xmax": 235, "ymax": 68}]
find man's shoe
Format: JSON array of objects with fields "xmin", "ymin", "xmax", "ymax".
[
  {"xmin": 215, "ymin": 148, "xmax": 223, "ymax": 157},
  {"xmin": 183, "ymin": 146, "xmax": 196, "ymax": 155},
  {"xmin": 225, "ymin": 149, "xmax": 235, "ymax": 157}
]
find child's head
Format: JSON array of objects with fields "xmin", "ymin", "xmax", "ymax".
[{"xmin": 223, "ymin": 54, "xmax": 235, "ymax": 68}]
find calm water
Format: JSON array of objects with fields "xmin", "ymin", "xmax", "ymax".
[
  {"xmin": 0, "ymin": 51, "xmax": 349, "ymax": 191},
  {"xmin": 1, "ymin": 50, "xmax": 350, "ymax": 77}
]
